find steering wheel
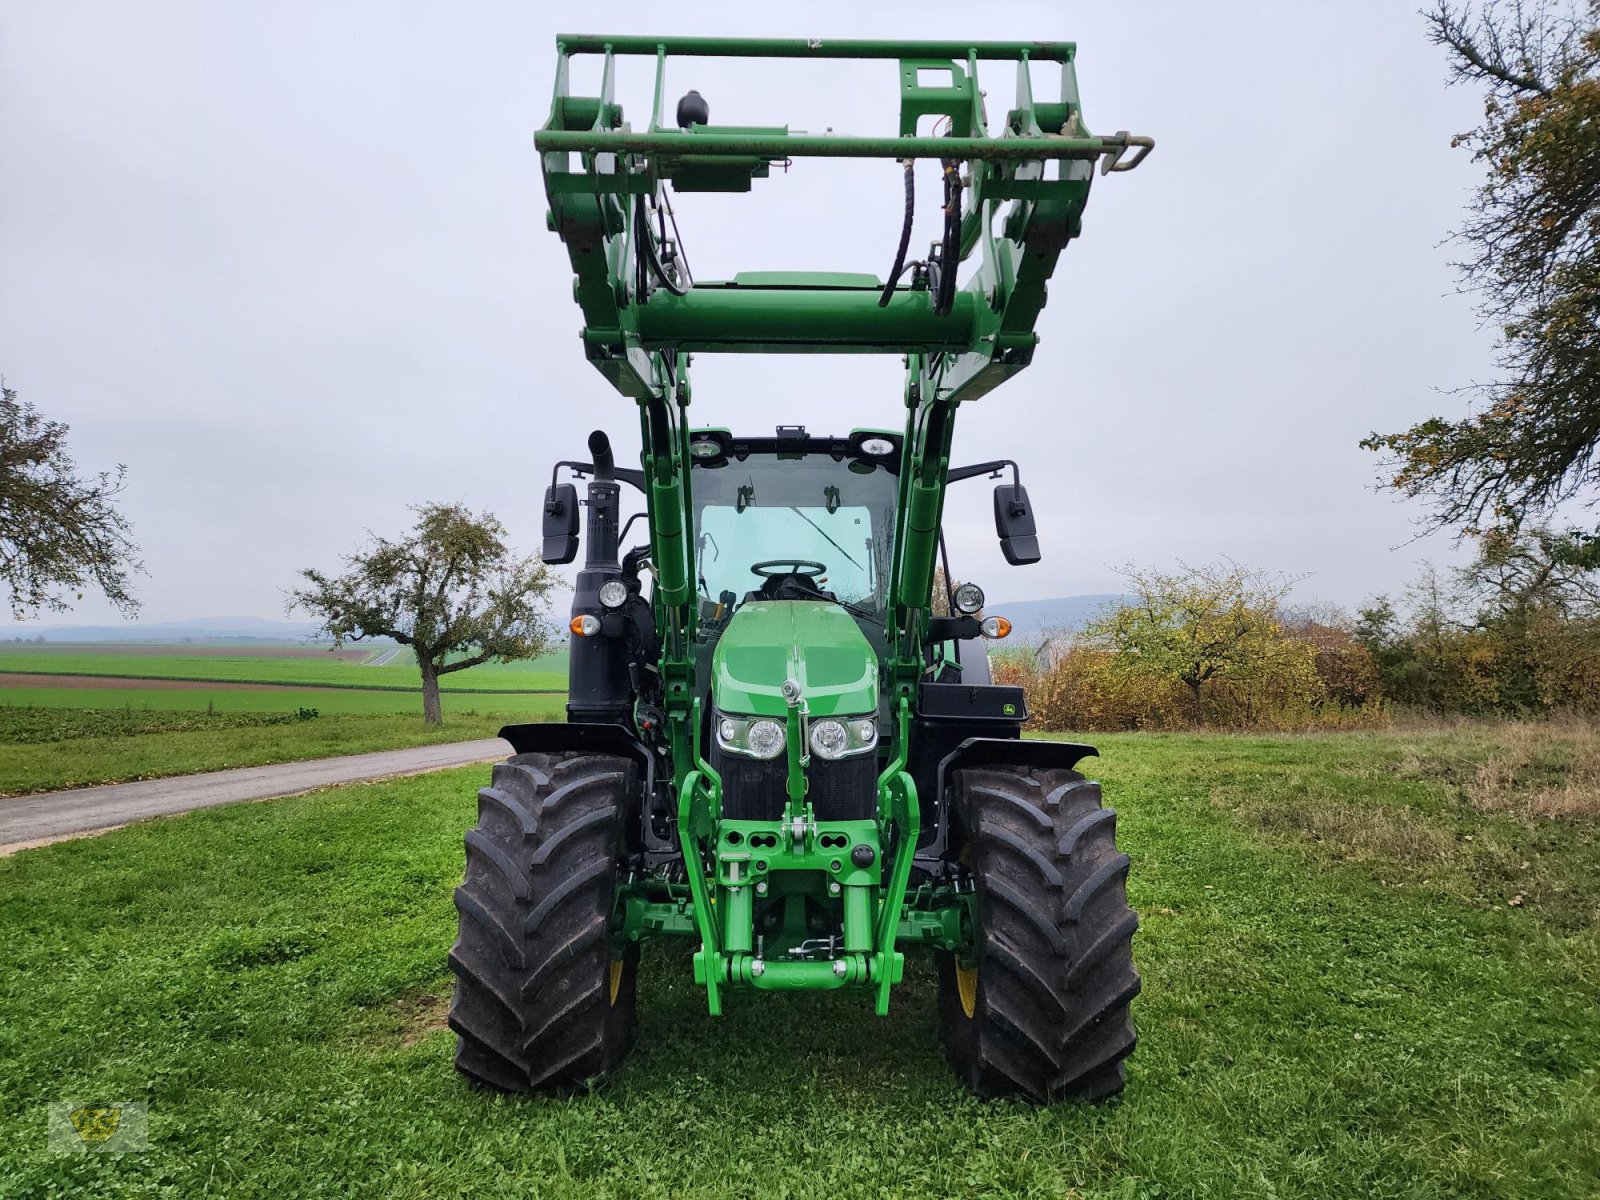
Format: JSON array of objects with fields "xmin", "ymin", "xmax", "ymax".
[{"xmin": 750, "ymin": 559, "xmax": 827, "ymax": 579}]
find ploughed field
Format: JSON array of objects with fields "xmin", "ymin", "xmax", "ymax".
[{"xmin": 2, "ymin": 726, "xmax": 1596, "ymax": 1197}]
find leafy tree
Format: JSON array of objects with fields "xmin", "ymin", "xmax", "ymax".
[
  {"xmin": 1355, "ymin": 596, "xmax": 1437, "ymax": 705},
  {"xmin": 1281, "ymin": 606, "xmax": 1382, "ymax": 708},
  {"xmin": 1356, "ymin": 533, "xmax": 1600, "ymax": 714},
  {"xmin": 1458, "ymin": 521, "xmax": 1600, "ymax": 706},
  {"xmin": 1459, "ymin": 521, "xmax": 1600, "ymax": 621},
  {"xmin": 289, "ymin": 503, "xmax": 559, "ymax": 724},
  {"xmin": 1086, "ymin": 562, "xmax": 1314, "ymax": 724},
  {"xmin": 1364, "ymin": 2, "xmax": 1600, "ymax": 533},
  {"xmin": 0, "ymin": 383, "xmax": 140, "ymax": 617},
  {"xmin": 1400, "ymin": 563, "xmax": 1505, "ymax": 712},
  {"xmin": 930, "ymin": 565, "xmax": 952, "ymax": 617}
]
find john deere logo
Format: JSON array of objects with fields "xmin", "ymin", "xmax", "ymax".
[
  {"xmin": 48, "ymin": 1101, "xmax": 147, "ymax": 1154},
  {"xmin": 1002, "ymin": 703, "xmax": 1017, "ymax": 716},
  {"xmin": 69, "ymin": 1107, "xmax": 122, "ymax": 1146}
]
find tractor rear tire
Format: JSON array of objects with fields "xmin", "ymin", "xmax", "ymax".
[
  {"xmin": 937, "ymin": 765, "xmax": 1139, "ymax": 1102},
  {"xmin": 448, "ymin": 751, "xmax": 638, "ymax": 1093}
]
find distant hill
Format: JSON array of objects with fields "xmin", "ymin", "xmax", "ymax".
[
  {"xmin": 3, "ymin": 616, "xmax": 360, "ymax": 643},
  {"xmin": 987, "ymin": 594, "xmax": 1132, "ymax": 639}
]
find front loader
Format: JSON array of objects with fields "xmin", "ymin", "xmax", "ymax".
[{"xmin": 449, "ymin": 35, "xmax": 1152, "ymax": 1102}]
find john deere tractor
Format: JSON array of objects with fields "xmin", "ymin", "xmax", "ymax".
[{"xmin": 448, "ymin": 35, "xmax": 1152, "ymax": 1102}]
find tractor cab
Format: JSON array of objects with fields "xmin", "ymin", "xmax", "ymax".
[{"xmin": 687, "ymin": 427, "xmax": 898, "ymax": 627}]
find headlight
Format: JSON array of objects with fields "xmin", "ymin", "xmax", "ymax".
[
  {"xmin": 598, "ymin": 579, "xmax": 628, "ymax": 609},
  {"xmin": 717, "ymin": 713, "xmax": 875, "ymax": 760},
  {"xmin": 747, "ymin": 720, "xmax": 785, "ymax": 758},
  {"xmin": 716, "ymin": 714, "xmax": 786, "ymax": 760},
  {"xmin": 812, "ymin": 716, "xmax": 876, "ymax": 760},
  {"xmin": 810, "ymin": 719, "xmax": 848, "ymax": 760},
  {"xmin": 952, "ymin": 582, "xmax": 985, "ymax": 614}
]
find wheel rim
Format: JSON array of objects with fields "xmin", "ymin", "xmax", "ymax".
[
  {"xmin": 955, "ymin": 840, "xmax": 978, "ymax": 1018},
  {"xmin": 955, "ymin": 962, "xmax": 978, "ymax": 1018},
  {"xmin": 608, "ymin": 959, "xmax": 624, "ymax": 1006}
]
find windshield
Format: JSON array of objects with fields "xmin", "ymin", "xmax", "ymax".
[{"xmin": 692, "ymin": 451, "xmax": 897, "ymax": 617}]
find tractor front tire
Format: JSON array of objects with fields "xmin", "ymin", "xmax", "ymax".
[
  {"xmin": 937, "ymin": 765, "xmax": 1140, "ymax": 1102},
  {"xmin": 448, "ymin": 751, "xmax": 638, "ymax": 1093}
]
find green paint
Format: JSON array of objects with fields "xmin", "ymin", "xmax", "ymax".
[
  {"xmin": 542, "ymin": 34, "xmax": 1150, "ymax": 1012},
  {"xmin": 711, "ymin": 602, "xmax": 878, "ymax": 718}
]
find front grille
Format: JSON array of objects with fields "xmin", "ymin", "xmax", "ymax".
[{"xmin": 713, "ymin": 744, "xmax": 876, "ymax": 821}]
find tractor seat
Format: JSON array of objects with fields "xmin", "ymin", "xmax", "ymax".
[{"xmin": 744, "ymin": 573, "xmax": 837, "ymax": 605}]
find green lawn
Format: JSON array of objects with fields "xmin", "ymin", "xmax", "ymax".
[
  {"xmin": 0, "ymin": 646, "xmax": 566, "ymax": 693},
  {"xmin": 0, "ymin": 702, "xmax": 565, "ymax": 796},
  {"xmin": 1, "ymin": 726, "xmax": 1596, "ymax": 1196},
  {"xmin": 0, "ymin": 685, "xmax": 556, "ymax": 717}
]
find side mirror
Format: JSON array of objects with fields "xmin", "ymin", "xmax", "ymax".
[
  {"xmin": 993, "ymin": 483, "xmax": 1040, "ymax": 565},
  {"xmin": 542, "ymin": 483, "xmax": 579, "ymax": 564}
]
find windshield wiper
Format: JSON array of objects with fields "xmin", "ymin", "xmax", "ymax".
[
  {"xmin": 836, "ymin": 597, "xmax": 885, "ymax": 627},
  {"xmin": 788, "ymin": 506, "xmax": 861, "ymax": 570}
]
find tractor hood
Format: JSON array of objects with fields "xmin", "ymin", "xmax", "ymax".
[{"xmin": 712, "ymin": 601, "xmax": 878, "ymax": 718}]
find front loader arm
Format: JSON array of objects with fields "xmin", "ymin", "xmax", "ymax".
[{"xmin": 536, "ymin": 34, "xmax": 1150, "ymax": 1015}]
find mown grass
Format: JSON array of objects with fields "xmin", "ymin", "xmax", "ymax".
[
  {"xmin": 0, "ymin": 646, "xmax": 566, "ymax": 693},
  {"xmin": 0, "ymin": 702, "xmax": 564, "ymax": 796},
  {"xmin": 2, "ymin": 727, "xmax": 1597, "ymax": 1197}
]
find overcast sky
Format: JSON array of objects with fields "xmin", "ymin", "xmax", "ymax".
[{"xmin": 2, "ymin": 1, "xmax": 1496, "ymax": 628}]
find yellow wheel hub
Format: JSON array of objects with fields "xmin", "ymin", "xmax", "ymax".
[
  {"xmin": 954, "ymin": 843, "xmax": 979, "ymax": 1018},
  {"xmin": 955, "ymin": 962, "xmax": 978, "ymax": 1019},
  {"xmin": 608, "ymin": 959, "xmax": 624, "ymax": 1006}
]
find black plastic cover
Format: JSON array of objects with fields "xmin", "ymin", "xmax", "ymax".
[
  {"xmin": 917, "ymin": 682, "xmax": 1029, "ymax": 723},
  {"xmin": 993, "ymin": 483, "xmax": 1040, "ymax": 565},
  {"xmin": 542, "ymin": 483, "xmax": 579, "ymax": 564}
]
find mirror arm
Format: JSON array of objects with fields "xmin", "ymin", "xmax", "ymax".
[
  {"xmin": 618, "ymin": 512, "xmax": 648, "ymax": 545},
  {"xmin": 946, "ymin": 458, "xmax": 1021, "ymax": 490},
  {"xmin": 550, "ymin": 460, "xmax": 648, "ymax": 493}
]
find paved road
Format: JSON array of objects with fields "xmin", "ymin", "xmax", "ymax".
[{"xmin": 0, "ymin": 738, "xmax": 510, "ymax": 853}]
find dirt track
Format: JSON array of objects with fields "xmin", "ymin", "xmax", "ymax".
[{"xmin": 0, "ymin": 738, "xmax": 510, "ymax": 853}]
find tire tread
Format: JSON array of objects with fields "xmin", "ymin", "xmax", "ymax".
[
  {"xmin": 447, "ymin": 751, "xmax": 637, "ymax": 1094},
  {"xmin": 937, "ymin": 765, "xmax": 1140, "ymax": 1103}
]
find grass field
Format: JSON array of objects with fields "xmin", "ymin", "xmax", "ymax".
[
  {"xmin": 0, "ymin": 642, "xmax": 570, "ymax": 793},
  {"xmin": 0, "ymin": 685, "xmax": 555, "ymax": 717},
  {"xmin": 0, "ymin": 702, "xmax": 565, "ymax": 796},
  {"xmin": 2, "ymin": 725, "xmax": 1596, "ymax": 1197},
  {"xmin": 0, "ymin": 644, "xmax": 568, "ymax": 693}
]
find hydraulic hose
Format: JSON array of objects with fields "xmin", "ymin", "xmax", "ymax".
[
  {"xmin": 877, "ymin": 161, "xmax": 916, "ymax": 308},
  {"xmin": 634, "ymin": 193, "xmax": 689, "ymax": 297},
  {"xmin": 933, "ymin": 160, "xmax": 962, "ymax": 317}
]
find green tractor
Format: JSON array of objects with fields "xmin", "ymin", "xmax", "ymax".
[{"xmin": 449, "ymin": 35, "xmax": 1152, "ymax": 1102}]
